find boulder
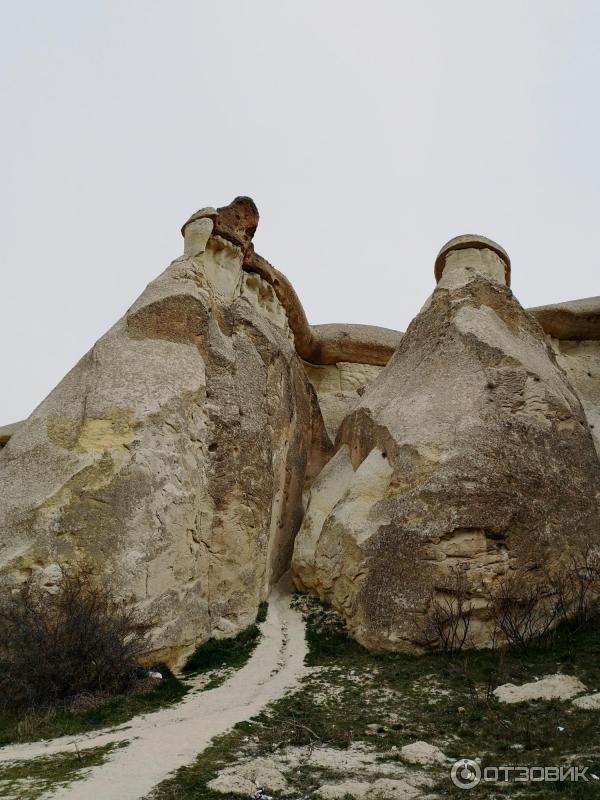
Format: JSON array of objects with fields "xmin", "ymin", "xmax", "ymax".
[
  {"xmin": 292, "ymin": 235, "xmax": 600, "ymax": 652},
  {"xmin": 0, "ymin": 198, "xmax": 330, "ymax": 666},
  {"xmin": 399, "ymin": 741, "xmax": 446, "ymax": 766}
]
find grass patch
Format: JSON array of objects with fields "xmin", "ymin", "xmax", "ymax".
[
  {"xmin": 182, "ymin": 603, "xmax": 269, "ymax": 688},
  {"xmin": 183, "ymin": 626, "xmax": 261, "ymax": 675},
  {"xmin": 0, "ymin": 742, "xmax": 125, "ymax": 800},
  {"xmin": 0, "ymin": 667, "xmax": 186, "ymax": 746},
  {"xmin": 256, "ymin": 601, "xmax": 269, "ymax": 624},
  {"xmin": 147, "ymin": 596, "xmax": 600, "ymax": 800}
]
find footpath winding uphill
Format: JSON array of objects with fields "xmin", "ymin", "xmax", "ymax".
[{"xmin": 0, "ymin": 578, "xmax": 307, "ymax": 800}]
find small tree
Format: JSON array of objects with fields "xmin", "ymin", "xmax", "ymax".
[{"xmin": 0, "ymin": 565, "xmax": 149, "ymax": 709}]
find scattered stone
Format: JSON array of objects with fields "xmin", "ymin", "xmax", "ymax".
[
  {"xmin": 207, "ymin": 758, "xmax": 288, "ymax": 796},
  {"xmin": 147, "ymin": 671, "xmax": 163, "ymax": 680},
  {"xmin": 273, "ymin": 743, "xmax": 433, "ymax": 789},
  {"xmin": 572, "ymin": 691, "xmax": 600, "ymax": 710},
  {"xmin": 493, "ymin": 674, "xmax": 586, "ymax": 704},
  {"xmin": 399, "ymin": 741, "xmax": 446, "ymax": 766}
]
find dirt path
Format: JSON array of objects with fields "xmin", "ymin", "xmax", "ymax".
[{"xmin": 0, "ymin": 577, "xmax": 307, "ymax": 799}]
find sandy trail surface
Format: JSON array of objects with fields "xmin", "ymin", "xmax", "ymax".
[{"xmin": 0, "ymin": 577, "xmax": 307, "ymax": 799}]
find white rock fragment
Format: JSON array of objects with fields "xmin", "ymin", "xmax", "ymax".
[
  {"xmin": 207, "ymin": 758, "xmax": 288, "ymax": 796},
  {"xmin": 493, "ymin": 674, "xmax": 586, "ymax": 704},
  {"xmin": 572, "ymin": 691, "xmax": 600, "ymax": 710},
  {"xmin": 400, "ymin": 741, "xmax": 447, "ymax": 766}
]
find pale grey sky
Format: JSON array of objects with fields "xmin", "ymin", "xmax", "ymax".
[{"xmin": 1, "ymin": 1, "xmax": 599, "ymax": 424}]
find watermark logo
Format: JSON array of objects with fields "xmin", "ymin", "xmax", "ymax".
[
  {"xmin": 451, "ymin": 759, "xmax": 481, "ymax": 789},
  {"xmin": 450, "ymin": 760, "xmax": 591, "ymax": 789},
  {"xmin": 450, "ymin": 758, "xmax": 481, "ymax": 789}
]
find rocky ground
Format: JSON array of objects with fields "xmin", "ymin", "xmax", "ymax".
[
  {"xmin": 2, "ymin": 589, "xmax": 599, "ymax": 799},
  {"xmin": 145, "ymin": 596, "xmax": 600, "ymax": 800}
]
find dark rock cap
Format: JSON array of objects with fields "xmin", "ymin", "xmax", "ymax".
[{"xmin": 181, "ymin": 196, "xmax": 259, "ymax": 252}]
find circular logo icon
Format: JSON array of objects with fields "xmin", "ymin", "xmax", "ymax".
[{"xmin": 451, "ymin": 758, "xmax": 481, "ymax": 790}]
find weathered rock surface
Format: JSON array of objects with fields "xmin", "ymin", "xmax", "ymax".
[
  {"xmin": 549, "ymin": 338, "xmax": 600, "ymax": 455},
  {"xmin": 529, "ymin": 296, "xmax": 600, "ymax": 340},
  {"xmin": 3, "ymin": 207, "xmax": 600, "ymax": 661},
  {"xmin": 206, "ymin": 744, "xmax": 435, "ymax": 800},
  {"xmin": 399, "ymin": 741, "xmax": 446, "ymax": 766},
  {"xmin": 292, "ymin": 236, "xmax": 600, "ymax": 652},
  {"xmin": 0, "ymin": 198, "xmax": 330, "ymax": 665},
  {"xmin": 0, "ymin": 421, "xmax": 24, "ymax": 447},
  {"xmin": 207, "ymin": 758, "xmax": 288, "ymax": 795},
  {"xmin": 304, "ymin": 361, "xmax": 383, "ymax": 441},
  {"xmin": 572, "ymin": 691, "xmax": 600, "ymax": 710}
]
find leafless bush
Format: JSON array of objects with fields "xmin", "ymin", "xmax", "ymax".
[
  {"xmin": 487, "ymin": 543, "xmax": 600, "ymax": 651},
  {"xmin": 427, "ymin": 568, "xmax": 473, "ymax": 654},
  {"xmin": 486, "ymin": 572, "xmax": 559, "ymax": 652},
  {"xmin": 0, "ymin": 565, "xmax": 150, "ymax": 710},
  {"xmin": 550, "ymin": 544, "xmax": 600, "ymax": 631}
]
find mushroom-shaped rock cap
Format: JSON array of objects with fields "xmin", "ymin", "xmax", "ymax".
[
  {"xmin": 215, "ymin": 196, "xmax": 259, "ymax": 250},
  {"xmin": 434, "ymin": 234, "xmax": 511, "ymax": 286},
  {"xmin": 181, "ymin": 196, "xmax": 259, "ymax": 251},
  {"xmin": 180, "ymin": 207, "xmax": 219, "ymax": 235}
]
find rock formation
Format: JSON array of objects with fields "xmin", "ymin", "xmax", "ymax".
[
  {"xmin": 292, "ymin": 235, "xmax": 600, "ymax": 651},
  {"xmin": 0, "ymin": 198, "xmax": 331, "ymax": 665},
  {"xmin": 2, "ymin": 203, "xmax": 600, "ymax": 660}
]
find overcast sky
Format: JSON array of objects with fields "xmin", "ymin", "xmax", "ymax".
[{"xmin": 1, "ymin": 1, "xmax": 599, "ymax": 424}]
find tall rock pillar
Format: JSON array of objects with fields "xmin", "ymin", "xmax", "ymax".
[{"xmin": 292, "ymin": 234, "xmax": 600, "ymax": 651}]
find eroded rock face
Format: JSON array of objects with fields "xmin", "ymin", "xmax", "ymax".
[
  {"xmin": 292, "ymin": 239, "xmax": 600, "ymax": 652},
  {"xmin": 549, "ymin": 338, "xmax": 600, "ymax": 456},
  {"xmin": 0, "ymin": 198, "xmax": 329, "ymax": 665},
  {"xmin": 4, "ymin": 213, "xmax": 600, "ymax": 661},
  {"xmin": 0, "ymin": 421, "xmax": 23, "ymax": 448},
  {"xmin": 303, "ymin": 361, "xmax": 383, "ymax": 441}
]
